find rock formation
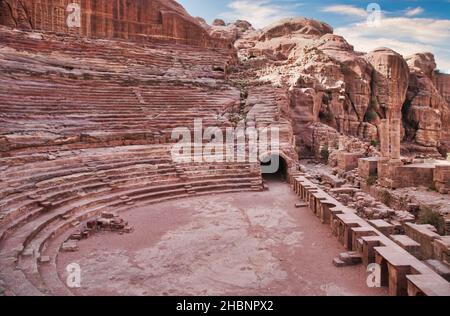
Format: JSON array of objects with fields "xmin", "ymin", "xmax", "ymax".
[
  {"xmin": 226, "ymin": 17, "xmax": 449, "ymax": 159},
  {"xmin": 0, "ymin": 1, "xmax": 448, "ymax": 158},
  {"xmin": 0, "ymin": 0, "xmax": 229, "ymax": 48},
  {"xmin": 403, "ymin": 53, "xmax": 450, "ymax": 154}
]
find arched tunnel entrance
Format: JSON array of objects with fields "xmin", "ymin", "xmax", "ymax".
[{"xmin": 260, "ymin": 154, "xmax": 288, "ymax": 182}]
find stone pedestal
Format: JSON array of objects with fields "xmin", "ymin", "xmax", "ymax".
[
  {"xmin": 358, "ymin": 157, "xmax": 379, "ymax": 179},
  {"xmin": 378, "ymin": 158, "xmax": 403, "ymax": 188},
  {"xmin": 337, "ymin": 151, "xmax": 363, "ymax": 172},
  {"xmin": 434, "ymin": 165, "xmax": 450, "ymax": 194}
]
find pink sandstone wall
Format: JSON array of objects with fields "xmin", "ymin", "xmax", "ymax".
[
  {"xmin": 435, "ymin": 74, "xmax": 450, "ymax": 104},
  {"xmin": 0, "ymin": 0, "xmax": 230, "ymax": 48},
  {"xmin": 434, "ymin": 74, "xmax": 450, "ymax": 148}
]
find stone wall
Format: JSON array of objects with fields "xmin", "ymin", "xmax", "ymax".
[
  {"xmin": 394, "ymin": 164, "xmax": 435, "ymax": 189},
  {"xmin": 0, "ymin": 0, "xmax": 229, "ymax": 48}
]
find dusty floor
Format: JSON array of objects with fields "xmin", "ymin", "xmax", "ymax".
[{"xmin": 58, "ymin": 180, "xmax": 387, "ymax": 296}]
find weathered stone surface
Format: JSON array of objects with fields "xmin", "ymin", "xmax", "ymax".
[
  {"xmin": 403, "ymin": 53, "xmax": 449, "ymax": 152},
  {"xmin": 212, "ymin": 19, "xmax": 226, "ymax": 26},
  {"xmin": 358, "ymin": 157, "xmax": 378, "ymax": 179},
  {"xmin": 0, "ymin": 0, "xmax": 230, "ymax": 48},
  {"xmin": 259, "ymin": 17, "xmax": 333, "ymax": 41},
  {"xmin": 366, "ymin": 48, "xmax": 410, "ymax": 117}
]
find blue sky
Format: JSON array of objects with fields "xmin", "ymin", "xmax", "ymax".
[{"xmin": 178, "ymin": 0, "xmax": 450, "ymax": 72}]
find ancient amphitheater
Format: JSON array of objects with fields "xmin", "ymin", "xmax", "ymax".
[{"xmin": 0, "ymin": 0, "xmax": 449, "ymax": 296}]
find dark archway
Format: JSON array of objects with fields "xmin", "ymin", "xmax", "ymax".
[{"xmin": 260, "ymin": 154, "xmax": 288, "ymax": 182}]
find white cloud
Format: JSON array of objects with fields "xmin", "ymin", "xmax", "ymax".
[
  {"xmin": 405, "ymin": 7, "xmax": 424, "ymax": 17},
  {"xmin": 335, "ymin": 17, "xmax": 450, "ymax": 71},
  {"xmin": 321, "ymin": 5, "xmax": 368, "ymax": 18},
  {"xmin": 219, "ymin": 0, "xmax": 302, "ymax": 29}
]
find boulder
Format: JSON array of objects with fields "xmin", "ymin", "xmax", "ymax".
[
  {"xmin": 212, "ymin": 19, "xmax": 226, "ymax": 26},
  {"xmin": 259, "ymin": 17, "xmax": 333, "ymax": 41}
]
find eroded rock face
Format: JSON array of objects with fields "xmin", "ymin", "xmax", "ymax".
[
  {"xmin": 212, "ymin": 19, "xmax": 226, "ymax": 26},
  {"xmin": 403, "ymin": 53, "xmax": 450, "ymax": 152},
  {"xmin": 208, "ymin": 20, "xmax": 255, "ymax": 43},
  {"xmin": 1, "ymin": 2, "xmax": 448, "ymax": 159},
  {"xmin": 434, "ymin": 74, "xmax": 450, "ymax": 152},
  {"xmin": 259, "ymin": 18, "xmax": 333, "ymax": 41},
  {"xmin": 366, "ymin": 48, "xmax": 410, "ymax": 118},
  {"xmin": 233, "ymin": 19, "xmax": 410, "ymax": 157},
  {"xmin": 0, "ymin": 0, "xmax": 229, "ymax": 48}
]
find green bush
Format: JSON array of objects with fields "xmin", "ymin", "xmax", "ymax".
[
  {"xmin": 419, "ymin": 206, "xmax": 445, "ymax": 235},
  {"xmin": 365, "ymin": 109, "xmax": 378, "ymax": 123},
  {"xmin": 320, "ymin": 145, "xmax": 330, "ymax": 163},
  {"xmin": 370, "ymin": 139, "xmax": 379, "ymax": 147}
]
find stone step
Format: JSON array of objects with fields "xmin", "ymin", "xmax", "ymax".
[
  {"xmin": 338, "ymin": 251, "xmax": 363, "ymax": 265},
  {"xmin": 332, "ymin": 258, "xmax": 347, "ymax": 268}
]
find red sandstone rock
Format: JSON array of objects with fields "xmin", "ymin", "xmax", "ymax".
[
  {"xmin": 1, "ymin": 0, "xmax": 450, "ymax": 297},
  {"xmin": 0, "ymin": 0, "xmax": 230, "ymax": 48},
  {"xmin": 212, "ymin": 19, "xmax": 226, "ymax": 26},
  {"xmin": 259, "ymin": 17, "xmax": 333, "ymax": 41},
  {"xmin": 403, "ymin": 53, "xmax": 450, "ymax": 152},
  {"xmin": 366, "ymin": 47, "xmax": 410, "ymax": 116}
]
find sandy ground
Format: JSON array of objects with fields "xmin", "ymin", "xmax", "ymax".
[{"xmin": 57, "ymin": 180, "xmax": 387, "ymax": 296}]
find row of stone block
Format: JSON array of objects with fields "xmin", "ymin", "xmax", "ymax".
[
  {"xmin": 405, "ymin": 223, "xmax": 450, "ymax": 264},
  {"xmin": 289, "ymin": 172, "xmax": 450, "ymax": 296}
]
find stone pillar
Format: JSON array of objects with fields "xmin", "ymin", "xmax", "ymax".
[
  {"xmin": 390, "ymin": 117, "xmax": 401, "ymax": 160},
  {"xmin": 379, "ymin": 119, "xmax": 390, "ymax": 158}
]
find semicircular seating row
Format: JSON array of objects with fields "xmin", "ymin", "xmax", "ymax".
[
  {"xmin": 0, "ymin": 144, "xmax": 263, "ymax": 295},
  {"xmin": 0, "ymin": 26, "xmax": 264, "ymax": 295}
]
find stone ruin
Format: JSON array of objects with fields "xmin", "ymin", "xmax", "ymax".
[{"xmin": 0, "ymin": 0, "xmax": 449, "ymax": 296}]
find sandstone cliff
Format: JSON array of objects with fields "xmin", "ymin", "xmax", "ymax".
[
  {"xmin": 227, "ymin": 17, "xmax": 449, "ymax": 158},
  {"xmin": 0, "ymin": 0, "xmax": 229, "ymax": 48},
  {"xmin": 1, "ymin": 1, "xmax": 448, "ymax": 158},
  {"xmin": 402, "ymin": 53, "xmax": 450, "ymax": 154}
]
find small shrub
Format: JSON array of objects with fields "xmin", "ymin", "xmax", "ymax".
[
  {"xmin": 379, "ymin": 189, "xmax": 393, "ymax": 207},
  {"xmin": 320, "ymin": 145, "xmax": 330, "ymax": 163},
  {"xmin": 365, "ymin": 109, "xmax": 378, "ymax": 123},
  {"xmin": 319, "ymin": 111, "xmax": 334, "ymax": 124},
  {"xmin": 366, "ymin": 175, "xmax": 378, "ymax": 186},
  {"xmin": 419, "ymin": 206, "xmax": 445, "ymax": 235},
  {"xmin": 370, "ymin": 139, "xmax": 379, "ymax": 147}
]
